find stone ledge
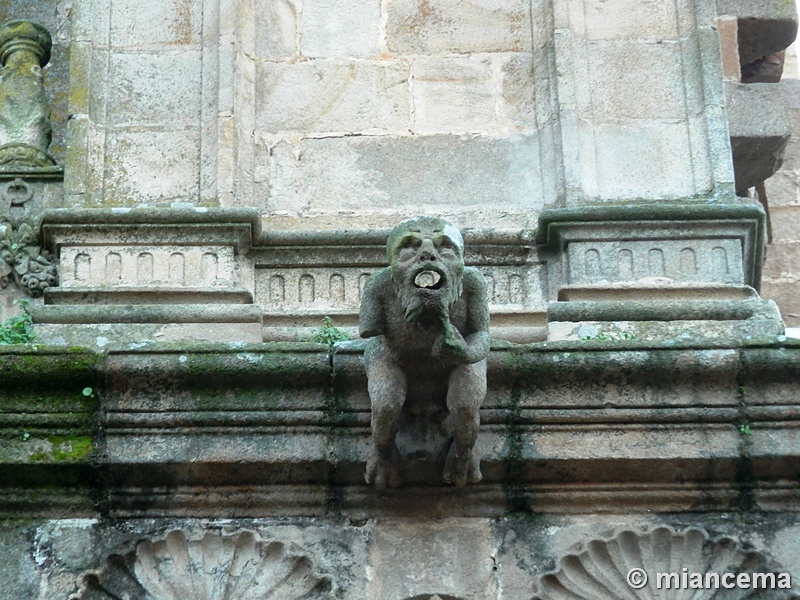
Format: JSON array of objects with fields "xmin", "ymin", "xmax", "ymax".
[{"xmin": 0, "ymin": 340, "xmax": 797, "ymax": 517}]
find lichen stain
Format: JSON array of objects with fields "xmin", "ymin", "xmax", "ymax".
[
  {"xmin": 406, "ymin": 0, "xmax": 445, "ymax": 36},
  {"xmin": 170, "ymin": 0, "xmax": 196, "ymax": 45}
]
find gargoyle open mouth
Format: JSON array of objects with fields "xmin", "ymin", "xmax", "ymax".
[{"xmin": 413, "ymin": 269, "xmax": 444, "ymax": 290}]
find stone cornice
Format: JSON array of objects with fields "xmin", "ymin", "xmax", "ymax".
[{"xmin": 1, "ymin": 338, "xmax": 798, "ymax": 517}]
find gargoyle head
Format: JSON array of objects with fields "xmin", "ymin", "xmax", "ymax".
[{"xmin": 387, "ymin": 216, "xmax": 465, "ymax": 323}]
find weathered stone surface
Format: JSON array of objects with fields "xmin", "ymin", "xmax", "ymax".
[
  {"xmin": 574, "ymin": 0, "xmax": 694, "ymax": 40},
  {"xmin": 386, "ymin": 0, "xmax": 532, "ymax": 54},
  {"xmin": 411, "ymin": 56, "xmax": 494, "ymax": 134},
  {"xmin": 102, "ymin": 129, "xmax": 201, "ymax": 203},
  {"xmin": 266, "ymin": 134, "xmax": 548, "ymax": 215},
  {"xmin": 106, "ymin": 51, "xmax": 201, "ymax": 126},
  {"xmin": 299, "ymin": 0, "xmax": 381, "ymax": 58},
  {"xmin": 109, "ymin": 0, "xmax": 202, "ymax": 47},
  {"xmin": 717, "ymin": 0, "xmax": 799, "ymax": 65},
  {"xmin": 767, "ymin": 205, "xmax": 800, "ymax": 242},
  {"xmin": 250, "ymin": 0, "xmax": 298, "ymax": 59},
  {"xmin": 499, "ymin": 52, "xmax": 539, "ymax": 131},
  {"xmin": 585, "ymin": 43, "xmax": 688, "ymax": 121},
  {"xmin": 255, "ymin": 60, "xmax": 410, "ymax": 134},
  {"xmin": 728, "ymin": 81, "xmax": 793, "ymax": 192},
  {"xmin": 761, "ymin": 279, "xmax": 800, "ymax": 326},
  {"xmin": 0, "ymin": 524, "xmax": 39, "ymax": 597},
  {"xmin": 368, "ymin": 519, "xmax": 496, "ymax": 598},
  {"xmin": 583, "ymin": 120, "xmax": 710, "ymax": 200},
  {"xmin": 765, "ymin": 79, "xmax": 800, "ymax": 206}
]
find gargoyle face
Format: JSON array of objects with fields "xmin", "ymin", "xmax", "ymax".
[{"xmin": 387, "ymin": 217, "xmax": 465, "ymax": 323}]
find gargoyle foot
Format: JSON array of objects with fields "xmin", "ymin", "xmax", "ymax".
[
  {"xmin": 443, "ymin": 444, "xmax": 482, "ymax": 487},
  {"xmin": 365, "ymin": 447, "xmax": 401, "ymax": 490}
]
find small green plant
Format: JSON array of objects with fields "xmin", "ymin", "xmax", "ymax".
[
  {"xmin": 82, "ymin": 387, "xmax": 95, "ymax": 398},
  {"xmin": 739, "ymin": 423, "xmax": 752, "ymax": 435},
  {"xmin": 0, "ymin": 299, "xmax": 35, "ymax": 344},
  {"xmin": 311, "ymin": 316, "xmax": 350, "ymax": 350}
]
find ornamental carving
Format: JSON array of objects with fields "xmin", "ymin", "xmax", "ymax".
[
  {"xmin": 531, "ymin": 526, "xmax": 794, "ymax": 599},
  {"xmin": 69, "ymin": 529, "xmax": 335, "ymax": 599},
  {"xmin": 0, "ymin": 178, "xmax": 56, "ymax": 296}
]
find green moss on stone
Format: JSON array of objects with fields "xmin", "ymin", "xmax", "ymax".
[{"xmin": 27, "ymin": 435, "xmax": 92, "ymax": 463}]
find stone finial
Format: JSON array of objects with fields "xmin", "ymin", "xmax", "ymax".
[{"xmin": 0, "ymin": 20, "xmax": 55, "ymax": 168}]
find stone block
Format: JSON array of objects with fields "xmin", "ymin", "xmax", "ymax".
[
  {"xmin": 585, "ymin": 42, "xmax": 688, "ymax": 121},
  {"xmin": 35, "ymin": 320, "xmax": 265, "ymax": 346},
  {"xmin": 103, "ymin": 129, "xmax": 201, "ymax": 203},
  {"xmin": 0, "ymin": 525, "xmax": 39, "ymax": 597},
  {"xmin": 717, "ymin": 16, "xmax": 742, "ymax": 81},
  {"xmin": 250, "ymin": 0, "xmax": 298, "ymax": 58},
  {"xmin": 765, "ymin": 86, "xmax": 800, "ymax": 207},
  {"xmin": 499, "ymin": 52, "xmax": 537, "ymax": 131},
  {"xmin": 763, "ymin": 241, "xmax": 800, "ymax": 277},
  {"xmin": 411, "ymin": 56, "xmax": 495, "ymax": 134},
  {"xmin": 761, "ymin": 280, "xmax": 800, "ymax": 326},
  {"xmin": 769, "ymin": 206, "xmax": 800, "ymax": 241},
  {"xmin": 255, "ymin": 60, "xmax": 410, "ymax": 134},
  {"xmin": 585, "ymin": 120, "xmax": 701, "ymax": 199},
  {"xmin": 717, "ymin": 0, "xmax": 799, "ymax": 64},
  {"xmin": 368, "ymin": 519, "xmax": 496, "ymax": 599},
  {"xmin": 386, "ymin": 0, "xmax": 532, "ymax": 54},
  {"xmin": 539, "ymin": 204, "xmax": 767, "ymax": 301},
  {"xmin": 107, "ymin": 51, "xmax": 202, "ymax": 127},
  {"xmin": 267, "ymin": 134, "xmax": 548, "ymax": 215},
  {"xmin": 299, "ymin": 0, "xmax": 381, "ymax": 58},
  {"xmin": 575, "ymin": 0, "xmax": 691, "ymax": 41},
  {"xmin": 109, "ymin": 0, "xmax": 203, "ymax": 47},
  {"xmin": 727, "ymin": 81, "xmax": 792, "ymax": 192}
]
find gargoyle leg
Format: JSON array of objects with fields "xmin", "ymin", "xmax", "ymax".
[
  {"xmin": 364, "ymin": 344, "xmax": 406, "ymax": 489},
  {"xmin": 443, "ymin": 360, "xmax": 487, "ymax": 486}
]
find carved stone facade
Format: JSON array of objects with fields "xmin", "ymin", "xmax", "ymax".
[{"xmin": 0, "ymin": 1, "xmax": 799, "ymax": 599}]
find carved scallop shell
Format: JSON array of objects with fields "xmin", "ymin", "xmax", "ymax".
[
  {"xmin": 532, "ymin": 526, "xmax": 795, "ymax": 599},
  {"xmin": 69, "ymin": 529, "xmax": 334, "ymax": 599}
]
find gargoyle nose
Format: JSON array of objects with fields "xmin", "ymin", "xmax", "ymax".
[{"xmin": 419, "ymin": 240, "xmax": 436, "ymax": 261}]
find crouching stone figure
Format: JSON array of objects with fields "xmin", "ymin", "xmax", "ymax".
[{"xmin": 359, "ymin": 216, "xmax": 490, "ymax": 489}]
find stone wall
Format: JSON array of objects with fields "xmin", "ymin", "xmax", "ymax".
[{"xmin": 763, "ymin": 43, "xmax": 800, "ymax": 328}]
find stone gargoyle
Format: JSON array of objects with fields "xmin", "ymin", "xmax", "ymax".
[{"xmin": 359, "ymin": 216, "xmax": 490, "ymax": 489}]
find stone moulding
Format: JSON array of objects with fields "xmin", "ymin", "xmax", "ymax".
[
  {"xmin": 1, "ymin": 338, "xmax": 798, "ymax": 517},
  {"xmin": 537, "ymin": 203, "xmax": 766, "ymax": 293},
  {"xmin": 69, "ymin": 529, "xmax": 335, "ymax": 599},
  {"xmin": 39, "ymin": 209, "xmax": 547, "ymax": 343},
  {"xmin": 39, "ymin": 208, "xmax": 260, "ymax": 317},
  {"xmin": 531, "ymin": 525, "xmax": 793, "ymax": 599}
]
